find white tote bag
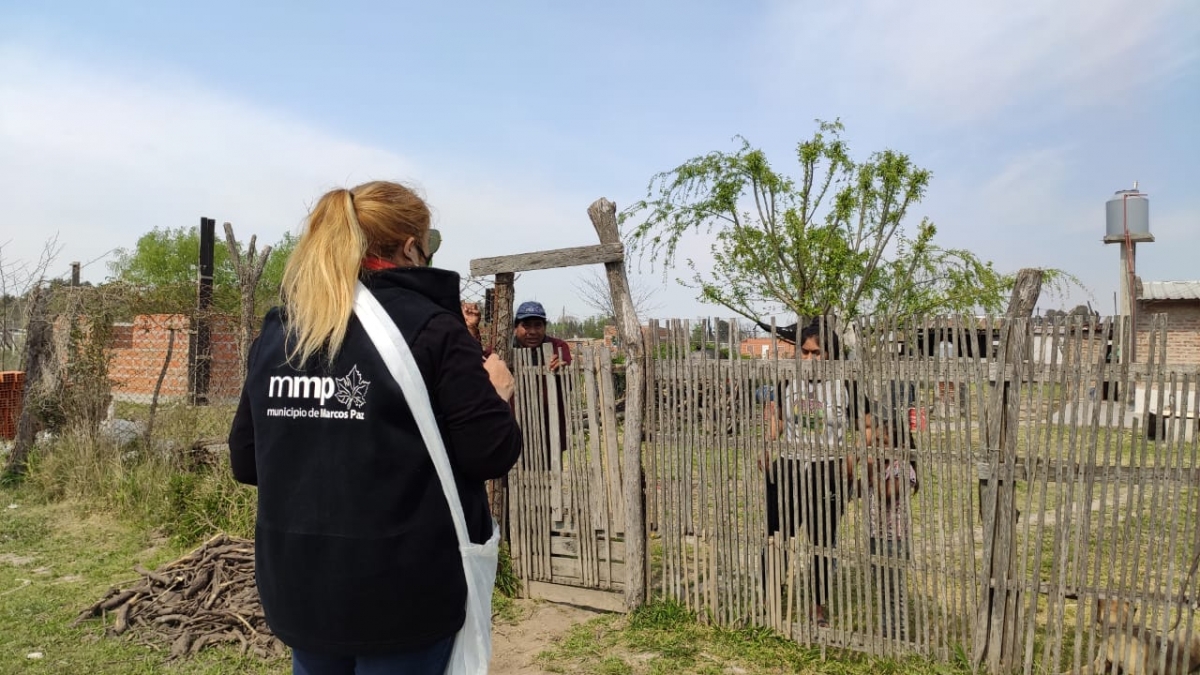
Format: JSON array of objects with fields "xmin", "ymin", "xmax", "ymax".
[{"xmin": 353, "ymin": 282, "xmax": 499, "ymax": 675}]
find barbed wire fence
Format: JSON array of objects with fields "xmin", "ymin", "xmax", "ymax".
[
  {"xmin": 4, "ymin": 274, "xmax": 506, "ymax": 448},
  {"xmin": 1, "ymin": 278, "xmax": 245, "ymax": 471}
]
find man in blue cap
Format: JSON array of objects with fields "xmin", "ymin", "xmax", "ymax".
[
  {"xmin": 513, "ymin": 301, "xmax": 572, "ymax": 463},
  {"xmin": 513, "ymin": 300, "xmax": 572, "ymax": 371}
]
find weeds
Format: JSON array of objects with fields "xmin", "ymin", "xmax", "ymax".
[
  {"xmin": 496, "ymin": 541, "xmax": 519, "ymax": 597},
  {"xmin": 22, "ymin": 424, "xmax": 254, "ymax": 546}
]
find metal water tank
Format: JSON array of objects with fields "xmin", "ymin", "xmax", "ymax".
[{"xmin": 1106, "ymin": 189, "xmax": 1150, "ymax": 238}]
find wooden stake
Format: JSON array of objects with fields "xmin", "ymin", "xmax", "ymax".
[
  {"xmin": 587, "ymin": 197, "xmax": 647, "ymax": 611},
  {"xmin": 974, "ymin": 268, "xmax": 1043, "ymax": 672}
]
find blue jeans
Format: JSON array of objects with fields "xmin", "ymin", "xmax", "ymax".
[{"xmin": 291, "ymin": 636, "xmax": 454, "ymax": 675}]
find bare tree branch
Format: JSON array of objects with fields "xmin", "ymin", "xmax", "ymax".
[
  {"xmin": 574, "ymin": 269, "xmax": 662, "ymax": 320},
  {"xmin": 223, "ymin": 222, "xmax": 272, "ymax": 377}
]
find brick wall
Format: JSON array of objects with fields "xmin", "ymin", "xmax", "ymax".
[
  {"xmin": 604, "ymin": 324, "xmax": 619, "ymax": 349},
  {"xmin": 0, "ymin": 371, "xmax": 23, "ymax": 440},
  {"xmin": 738, "ymin": 337, "xmax": 796, "ymax": 359},
  {"xmin": 111, "ymin": 323, "xmax": 133, "ymax": 349},
  {"xmin": 209, "ymin": 324, "xmax": 243, "ymax": 400},
  {"xmin": 1135, "ymin": 301, "xmax": 1200, "ymax": 365},
  {"xmin": 108, "ymin": 314, "xmax": 244, "ymax": 403}
]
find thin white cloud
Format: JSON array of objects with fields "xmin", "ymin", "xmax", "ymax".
[
  {"xmin": 974, "ymin": 146, "xmax": 1090, "ymax": 232},
  {"xmin": 925, "ymin": 145, "xmax": 1200, "ymax": 312},
  {"xmin": 766, "ymin": 0, "xmax": 1199, "ymax": 123},
  {"xmin": 937, "ymin": 147, "xmax": 1102, "ymax": 296},
  {"xmin": 0, "ymin": 45, "xmax": 671, "ymax": 317},
  {"xmin": 0, "ymin": 46, "xmax": 408, "ymax": 271}
]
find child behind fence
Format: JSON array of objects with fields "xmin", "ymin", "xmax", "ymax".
[{"xmin": 863, "ymin": 412, "xmax": 919, "ymax": 641}]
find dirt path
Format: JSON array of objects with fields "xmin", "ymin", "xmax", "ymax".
[{"xmin": 491, "ymin": 599, "xmax": 604, "ymax": 674}]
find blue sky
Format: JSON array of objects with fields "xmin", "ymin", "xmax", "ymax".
[{"xmin": 2, "ymin": 1, "xmax": 1197, "ymax": 321}]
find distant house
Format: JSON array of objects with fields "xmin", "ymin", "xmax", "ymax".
[
  {"xmin": 738, "ymin": 337, "xmax": 795, "ymax": 360},
  {"xmin": 606, "ymin": 324, "xmax": 622, "ymax": 349},
  {"xmin": 1136, "ymin": 280, "xmax": 1200, "ymax": 365},
  {"xmin": 564, "ymin": 337, "xmax": 604, "ymax": 355},
  {"xmin": 639, "ymin": 324, "xmax": 669, "ymax": 347}
]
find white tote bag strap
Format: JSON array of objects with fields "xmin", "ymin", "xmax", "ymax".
[{"xmin": 352, "ymin": 281, "xmax": 470, "ymax": 548}]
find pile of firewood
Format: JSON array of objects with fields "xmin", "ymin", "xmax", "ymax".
[{"xmin": 73, "ymin": 533, "xmax": 286, "ymax": 660}]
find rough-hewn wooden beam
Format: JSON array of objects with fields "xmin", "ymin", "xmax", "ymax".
[
  {"xmin": 3, "ymin": 286, "xmax": 53, "ymax": 479},
  {"xmin": 469, "ymin": 242, "xmax": 624, "ymax": 277},
  {"xmin": 490, "ymin": 273, "xmax": 515, "ymax": 365},
  {"xmin": 974, "ymin": 267, "xmax": 1044, "ymax": 672},
  {"xmin": 587, "ymin": 198, "xmax": 647, "ymax": 611},
  {"xmin": 223, "ymin": 222, "xmax": 272, "ymax": 379}
]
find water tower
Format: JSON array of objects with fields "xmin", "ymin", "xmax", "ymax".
[{"xmin": 1103, "ymin": 184, "xmax": 1152, "ymax": 363}]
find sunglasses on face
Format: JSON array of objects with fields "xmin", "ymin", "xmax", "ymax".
[{"xmin": 417, "ymin": 229, "xmax": 442, "ymax": 266}]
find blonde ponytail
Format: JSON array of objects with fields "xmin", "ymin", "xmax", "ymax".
[{"xmin": 280, "ymin": 182, "xmax": 430, "ymax": 366}]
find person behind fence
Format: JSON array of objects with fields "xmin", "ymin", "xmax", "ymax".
[
  {"xmin": 512, "ymin": 300, "xmax": 573, "ymax": 462},
  {"xmin": 227, "ymin": 180, "xmax": 522, "ymax": 675},
  {"xmin": 512, "ymin": 301, "xmax": 572, "ymax": 371},
  {"xmin": 761, "ymin": 319, "xmax": 859, "ymax": 629},
  {"xmin": 462, "ymin": 300, "xmax": 483, "ymax": 344},
  {"xmin": 463, "ymin": 300, "xmax": 516, "ymax": 410},
  {"xmin": 863, "ymin": 411, "xmax": 919, "ymax": 641}
]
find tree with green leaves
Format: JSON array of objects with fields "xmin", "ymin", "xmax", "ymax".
[
  {"xmin": 107, "ymin": 226, "xmax": 295, "ymax": 317},
  {"xmin": 625, "ymin": 121, "xmax": 1014, "ymax": 324},
  {"xmin": 107, "ymin": 226, "xmax": 235, "ymax": 313},
  {"xmin": 548, "ymin": 314, "xmax": 610, "ymax": 340}
]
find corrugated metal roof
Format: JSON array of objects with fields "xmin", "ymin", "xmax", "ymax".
[{"xmin": 1140, "ymin": 281, "xmax": 1200, "ymax": 301}]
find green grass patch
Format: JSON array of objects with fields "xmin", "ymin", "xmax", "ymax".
[
  {"xmin": 0, "ymin": 485, "xmax": 286, "ymax": 674},
  {"xmin": 537, "ymin": 599, "xmax": 971, "ymax": 675}
]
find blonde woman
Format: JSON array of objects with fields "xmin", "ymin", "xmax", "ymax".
[{"xmin": 228, "ymin": 181, "xmax": 521, "ymax": 674}]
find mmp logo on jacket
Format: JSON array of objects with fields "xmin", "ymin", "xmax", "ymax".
[{"xmin": 265, "ymin": 365, "xmax": 371, "ymax": 421}]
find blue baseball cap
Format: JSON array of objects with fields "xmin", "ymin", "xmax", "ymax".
[{"xmin": 514, "ymin": 301, "xmax": 547, "ymax": 323}]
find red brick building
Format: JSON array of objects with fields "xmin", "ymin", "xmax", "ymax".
[
  {"xmin": 738, "ymin": 337, "xmax": 796, "ymax": 359},
  {"xmin": 1136, "ymin": 281, "xmax": 1200, "ymax": 365},
  {"xmin": 108, "ymin": 314, "xmax": 243, "ymax": 403},
  {"xmin": 0, "ymin": 371, "xmax": 23, "ymax": 439}
]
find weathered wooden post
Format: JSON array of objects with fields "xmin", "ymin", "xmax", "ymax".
[
  {"xmin": 490, "ymin": 273, "xmax": 515, "ymax": 366},
  {"xmin": 469, "ymin": 202, "xmax": 647, "ymax": 610},
  {"xmin": 223, "ymin": 222, "xmax": 273, "ymax": 379},
  {"xmin": 2, "ymin": 286, "xmax": 54, "ymax": 479},
  {"xmin": 472, "ymin": 241, "xmax": 627, "ymax": 365},
  {"xmin": 189, "ymin": 217, "xmax": 215, "ymax": 406},
  {"xmin": 486, "ymin": 272, "xmax": 514, "ymax": 540},
  {"xmin": 587, "ymin": 198, "xmax": 647, "ymax": 610},
  {"xmin": 974, "ymin": 268, "xmax": 1043, "ymax": 673}
]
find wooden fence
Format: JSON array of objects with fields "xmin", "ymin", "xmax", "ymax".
[
  {"xmin": 508, "ymin": 343, "xmax": 629, "ymax": 612},
  {"xmin": 635, "ymin": 313, "xmax": 1199, "ymax": 673}
]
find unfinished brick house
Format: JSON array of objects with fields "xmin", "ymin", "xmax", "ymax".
[
  {"xmin": 1136, "ymin": 280, "xmax": 1200, "ymax": 365},
  {"xmin": 108, "ymin": 314, "xmax": 243, "ymax": 404}
]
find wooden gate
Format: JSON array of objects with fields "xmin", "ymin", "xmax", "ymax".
[{"xmin": 508, "ymin": 343, "xmax": 629, "ymax": 612}]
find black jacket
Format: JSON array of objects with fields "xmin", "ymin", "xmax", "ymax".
[{"xmin": 228, "ymin": 267, "xmax": 522, "ymax": 656}]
